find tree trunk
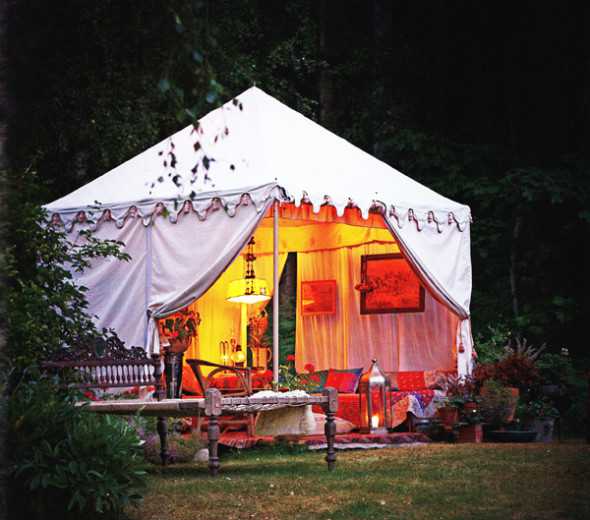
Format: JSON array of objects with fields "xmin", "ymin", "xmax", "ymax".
[
  {"xmin": 369, "ymin": 0, "xmax": 390, "ymax": 155},
  {"xmin": 318, "ymin": 0, "xmax": 334, "ymax": 128},
  {"xmin": 509, "ymin": 214, "xmax": 523, "ymax": 319}
]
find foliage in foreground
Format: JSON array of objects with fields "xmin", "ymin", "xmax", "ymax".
[
  {"xmin": 2, "ymin": 169, "xmax": 142, "ymax": 518},
  {"xmin": 9, "ymin": 376, "xmax": 146, "ymax": 519}
]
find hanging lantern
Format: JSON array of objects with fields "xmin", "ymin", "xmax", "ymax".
[
  {"xmin": 359, "ymin": 359, "xmax": 392, "ymax": 434},
  {"xmin": 226, "ymin": 237, "xmax": 271, "ymax": 304}
]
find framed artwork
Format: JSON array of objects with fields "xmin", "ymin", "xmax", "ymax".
[
  {"xmin": 359, "ymin": 253, "xmax": 425, "ymax": 314},
  {"xmin": 301, "ymin": 280, "xmax": 337, "ymax": 316}
]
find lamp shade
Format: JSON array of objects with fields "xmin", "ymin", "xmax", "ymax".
[{"xmin": 226, "ymin": 278, "xmax": 271, "ymax": 304}]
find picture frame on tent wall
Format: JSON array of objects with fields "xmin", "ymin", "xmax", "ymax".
[
  {"xmin": 359, "ymin": 253, "xmax": 425, "ymax": 314},
  {"xmin": 301, "ymin": 280, "xmax": 337, "ymax": 316}
]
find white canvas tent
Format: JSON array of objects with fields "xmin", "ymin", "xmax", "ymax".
[{"xmin": 45, "ymin": 86, "xmax": 474, "ymax": 377}]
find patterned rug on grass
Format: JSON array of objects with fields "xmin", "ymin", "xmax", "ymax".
[{"xmin": 218, "ymin": 431, "xmax": 430, "ymax": 449}]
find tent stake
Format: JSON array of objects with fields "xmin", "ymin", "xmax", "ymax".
[{"xmin": 272, "ymin": 199, "xmax": 280, "ymax": 387}]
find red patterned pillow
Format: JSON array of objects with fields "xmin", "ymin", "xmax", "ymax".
[
  {"xmin": 325, "ymin": 368, "xmax": 363, "ymax": 393},
  {"xmin": 397, "ymin": 371, "xmax": 427, "ymax": 391}
]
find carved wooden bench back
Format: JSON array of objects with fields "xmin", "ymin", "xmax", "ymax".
[{"xmin": 41, "ymin": 335, "xmax": 163, "ymax": 399}]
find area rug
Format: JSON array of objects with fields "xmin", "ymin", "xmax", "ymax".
[{"xmin": 217, "ymin": 431, "xmax": 430, "ymax": 450}]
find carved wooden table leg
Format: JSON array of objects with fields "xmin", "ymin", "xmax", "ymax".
[
  {"xmin": 322, "ymin": 387, "xmax": 338, "ymax": 471},
  {"xmin": 205, "ymin": 388, "xmax": 222, "ymax": 476},
  {"xmin": 156, "ymin": 416, "xmax": 168, "ymax": 465}
]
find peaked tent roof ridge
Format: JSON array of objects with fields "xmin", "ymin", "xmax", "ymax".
[{"xmin": 45, "ymin": 86, "xmax": 471, "ymax": 230}]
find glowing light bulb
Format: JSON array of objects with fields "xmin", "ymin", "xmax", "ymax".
[{"xmin": 371, "ymin": 415, "xmax": 380, "ymax": 429}]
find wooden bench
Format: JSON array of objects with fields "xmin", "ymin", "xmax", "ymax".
[
  {"xmin": 41, "ymin": 335, "xmax": 170, "ymax": 464},
  {"xmin": 81, "ymin": 387, "xmax": 339, "ymax": 476}
]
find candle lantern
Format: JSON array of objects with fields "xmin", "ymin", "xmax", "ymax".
[{"xmin": 359, "ymin": 359, "xmax": 392, "ymax": 434}]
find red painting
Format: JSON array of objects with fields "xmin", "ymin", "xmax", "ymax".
[
  {"xmin": 301, "ymin": 280, "xmax": 337, "ymax": 316},
  {"xmin": 359, "ymin": 254, "xmax": 425, "ymax": 314}
]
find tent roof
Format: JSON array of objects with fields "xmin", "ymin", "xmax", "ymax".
[{"xmin": 46, "ymin": 87, "xmax": 470, "ymax": 226}]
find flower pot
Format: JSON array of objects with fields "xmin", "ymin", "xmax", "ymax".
[
  {"xmin": 532, "ymin": 418, "xmax": 555, "ymax": 443},
  {"xmin": 458, "ymin": 423, "xmax": 483, "ymax": 443},
  {"xmin": 168, "ymin": 336, "xmax": 191, "ymax": 353},
  {"xmin": 437, "ymin": 406, "xmax": 459, "ymax": 428},
  {"xmin": 480, "ymin": 385, "xmax": 519, "ymax": 424}
]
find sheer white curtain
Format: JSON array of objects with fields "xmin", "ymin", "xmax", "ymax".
[{"xmin": 296, "ymin": 243, "xmax": 457, "ymax": 373}]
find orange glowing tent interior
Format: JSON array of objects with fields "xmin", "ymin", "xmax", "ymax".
[{"xmin": 185, "ymin": 202, "xmax": 459, "ymax": 375}]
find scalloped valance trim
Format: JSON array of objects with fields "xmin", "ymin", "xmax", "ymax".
[{"xmin": 48, "ymin": 184, "xmax": 472, "ymax": 233}]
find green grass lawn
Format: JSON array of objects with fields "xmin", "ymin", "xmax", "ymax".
[{"xmin": 130, "ymin": 442, "xmax": 590, "ymax": 520}]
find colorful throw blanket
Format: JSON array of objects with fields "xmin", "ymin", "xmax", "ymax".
[
  {"xmin": 391, "ymin": 390, "xmax": 445, "ymax": 428},
  {"xmin": 312, "ymin": 389, "xmax": 445, "ymax": 429}
]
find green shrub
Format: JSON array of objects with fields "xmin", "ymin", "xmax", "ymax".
[
  {"xmin": 474, "ymin": 323, "xmax": 512, "ymax": 364},
  {"xmin": 9, "ymin": 375, "xmax": 146, "ymax": 519}
]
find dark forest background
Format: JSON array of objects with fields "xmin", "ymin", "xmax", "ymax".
[{"xmin": 2, "ymin": 0, "xmax": 590, "ymax": 358}]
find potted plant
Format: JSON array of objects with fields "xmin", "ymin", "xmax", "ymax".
[
  {"xmin": 278, "ymin": 356, "xmax": 318, "ymax": 392},
  {"xmin": 158, "ymin": 308, "xmax": 201, "ymax": 353},
  {"xmin": 436, "ymin": 396, "xmax": 463, "ymax": 429},
  {"xmin": 478, "ymin": 379, "xmax": 519, "ymax": 428},
  {"xmin": 474, "ymin": 338, "xmax": 543, "ymax": 422},
  {"xmin": 518, "ymin": 398, "xmax": 559, "ymax": 443},
  {"xmin": 457, "ymin": 409, "xmax": 484, "ymax": 443}
]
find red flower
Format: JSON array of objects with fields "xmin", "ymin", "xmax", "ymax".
[
  {"xmin": 83, "ymin": 390, "xmax": 97, "ymax": 401},
  {"xmin": 304, "ymin": 363, "xmax": 315, "ymax": 373},
  {"xmin": 286, "ymin": 354, "xmax": 296, "ymax": 362}
]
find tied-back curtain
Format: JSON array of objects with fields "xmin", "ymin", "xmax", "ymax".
[
  {"xmin": 147, "ymin": 197, "xmax": 275, "ymax": 353},
  {"xmin": 296, "ymin": 243, "xmax": 457, "ymax": 374},
  {"xmin": 382, "ymin": 217, "xmax": 473, "ymax": 374}
]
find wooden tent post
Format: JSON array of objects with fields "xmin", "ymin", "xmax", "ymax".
[{"xmin": 272, "ymin": 199, "xmax": 280, "ymax": 386}]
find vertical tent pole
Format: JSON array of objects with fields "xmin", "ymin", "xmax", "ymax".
[{"xmin": 272, "ymin": 199, "xmax": 280, "ymax": 386}]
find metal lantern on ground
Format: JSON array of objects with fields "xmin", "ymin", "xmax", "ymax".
[{"xmin": 359, "ymin": 359, "xmax": 392, "ymax": 434}]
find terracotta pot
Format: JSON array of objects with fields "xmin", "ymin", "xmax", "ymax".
[
  {"xmin": 437, "ymin": 406, "xmax": 459, "ymax": 428},
  {"xmin": 168, "ymin": 336, "xmax": 191, "ymax": 353},
  {"xmin": 480, "ymin": 386, "xmax": 519, "ymax": 424},
  {"xmin": 458, "ymin": 423, "xmax": 483, "ymax": 443}
]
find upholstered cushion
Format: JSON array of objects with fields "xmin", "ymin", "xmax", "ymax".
[
  {"xmin": 308, "ymin": 370, "xmax": 329, "ymax": 392},
  {"xmin": 181, "ymin": 364, "xmax": 203, "ymax": 395},
  {"xmin": 325, "ymin": 368, "xmax": 363, "ymax": 393},
  {"xmin": 396, "ymin": 371, "xmax": 427, "ymax": 391},
  {"xmin": 310, "ymin": 413, "xmax": 355, "ymax": 435}
]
